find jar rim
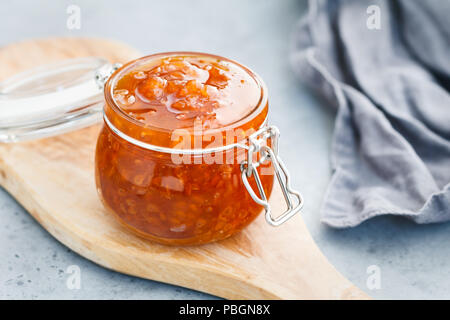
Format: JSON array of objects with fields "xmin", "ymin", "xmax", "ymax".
[{"xmin": 103, "ymin": 52, "xmax": 268, "ymax": 139}]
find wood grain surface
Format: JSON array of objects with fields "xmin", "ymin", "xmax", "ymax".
[{"xmin": 0, "ymin": 38, "xmax": 369, "ymax": 299}]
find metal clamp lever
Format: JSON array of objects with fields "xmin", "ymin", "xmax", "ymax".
[{"xmin": 240, "ymin": 126, "xmax": 304, "ymax": 226}]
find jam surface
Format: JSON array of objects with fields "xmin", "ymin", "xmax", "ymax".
[{"xmin": 112, "ymin": 55, "xmax": 261, "ymax": 131}]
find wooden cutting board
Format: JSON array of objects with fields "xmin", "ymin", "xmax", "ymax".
[{"xmin": 0, "ymin": 38, "xmax": 369, "ymax": 300}]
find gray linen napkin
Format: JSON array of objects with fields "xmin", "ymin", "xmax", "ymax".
[{"xmin": 291, "ymin": 0, "xmax": 450, "ymax": 227}]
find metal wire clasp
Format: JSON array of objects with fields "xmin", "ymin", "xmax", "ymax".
[
  {"xmin": 240, "ymin": 126, "xmax": 304, "ymax": 226},
  {"xmin": 95, "ymin": 63, "xmax": 122, "ymax": 89}
]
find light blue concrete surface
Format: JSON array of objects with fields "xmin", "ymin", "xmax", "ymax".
[{"xmin": 1, "ymin": 0, "xmax": 450, "ymax": 300}]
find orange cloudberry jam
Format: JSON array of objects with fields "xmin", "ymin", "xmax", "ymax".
[{"xmin": 95, "ymin": 52, "xmax": 274, "ymax": 245}]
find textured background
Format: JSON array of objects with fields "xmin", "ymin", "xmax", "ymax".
[{"xmin": 1, "ymin": 0, "xmax": 450, "ymax": 299}]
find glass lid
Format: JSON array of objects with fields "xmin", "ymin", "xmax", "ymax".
[{"xmin": 0, "ymin": 57, "xmax": 119, "ymax": 142}]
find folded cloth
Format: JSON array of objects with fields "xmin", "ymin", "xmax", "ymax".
[{"xmin": 291, "ymin": 0, "xmax": 450, "ymax": 227}]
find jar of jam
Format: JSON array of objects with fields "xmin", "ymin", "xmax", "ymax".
[{"xmin": 0, "ymin": 52, "xmax": 303, "ymax": 246}]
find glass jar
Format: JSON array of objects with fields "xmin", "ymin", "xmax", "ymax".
[{"xmin": 0, "ymin": 52, "xmax": 303, "ymax": 246}]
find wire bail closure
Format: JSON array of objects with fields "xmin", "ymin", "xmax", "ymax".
[
  {"xmin": 240, "ymin": 126, "xmax": 304, "ymax": 226},
  {"xmin": 95, "ymin": 63, "xmax": 122, "ymax": 89}
]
